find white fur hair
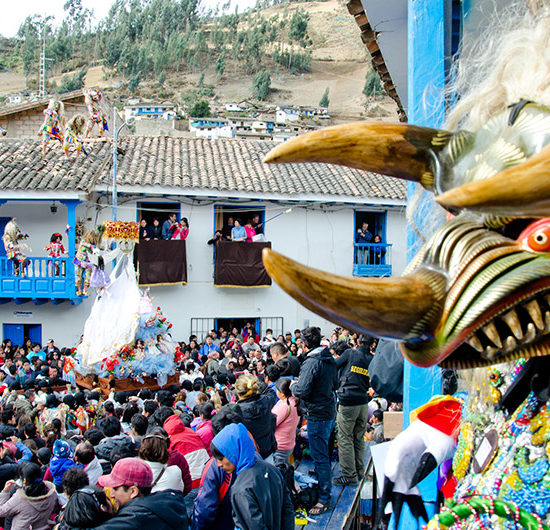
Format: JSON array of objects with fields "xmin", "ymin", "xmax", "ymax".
[
  {"xmin": 446, "ymin": 2, "xmax": 550, "ymax": 131},
  {"xmin": 2, "ymin": 219, "xmax": 20, "ymax": 241}
]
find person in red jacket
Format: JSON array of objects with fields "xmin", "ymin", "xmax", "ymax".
[{"xmin": 163, "ymin": 414, "xmax": 210, "ymax": 489}]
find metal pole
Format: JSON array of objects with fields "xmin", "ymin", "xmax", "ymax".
[{"xmin": 112, "ymin": 108, "xmax": 118, "ymax": 221}]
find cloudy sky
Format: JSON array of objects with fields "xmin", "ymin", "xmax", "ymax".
[{"xmin": 1, "ymin": 0, "xmax": 257, "ymax": 38}]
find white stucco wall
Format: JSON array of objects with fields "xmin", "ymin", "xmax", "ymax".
[{"xmin": 0, "ymin": 198, "xmax": 407, "ymax": 347}]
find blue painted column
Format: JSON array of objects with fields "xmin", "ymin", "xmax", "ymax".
[
  {"xmin": 60, "ymin": 200, "xmax": 80, "ymax": 295},
  {"xmin": 396, "ymin": 0, "xmax": 448, "ymax": 528}
]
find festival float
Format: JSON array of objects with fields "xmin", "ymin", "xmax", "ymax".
[
  {"xmin": 261, "ymin": 4, "xmax": 550, "ymax": 528},
  {"xmin": 74, "ymin": 221, "xmax": 179, "ymax": 394}
]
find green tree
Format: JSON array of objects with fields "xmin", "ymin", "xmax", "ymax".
[
  {"xmin": 128, "ymin": 74, "xmax": 140, "ymax": 93},
  {"xmin": 252, "ymin": 70, "xmax": 271, "ymax": 100},
  {"xmin": 158, "ymin": 71, "xmax": 166, "ymax": 86},
  {"xmin": 319, "ymin": 87, "xmax": 329, "ymax": 108},
  {"xmin": 190, "ymin": 100, "xmax": 211, "ymax": 117},
  {"xmin": 288, "ymin": 8, "xmax": 309, "ymax": 46},
  {"xmin": 363, "ymin": 68, "xmax": 384, "ymax": 97},
  {"xmin": 57, "ymin": 67, "xmax": 87, "ymax": 93},
  {"xmin": 215, "ymin": 51, "xmax": 226, "ymax": 76}
]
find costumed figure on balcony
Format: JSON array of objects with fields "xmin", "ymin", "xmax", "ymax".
[
  {"xmin": 84, "ymin": 89, "xmax": 108, "ymax": 139},
  {"xmin": 63, "ymin": 114, "xmax": 87, "ymax": 160},
  {"xmin": 75, "ymin": 222, "xmax": 177, "ymax": 388},
  {"xmin": 39, "ymin": 99, "xmax": 65, "ymax": 156},
  {"xmin": 45, "ymin": 232, "xmax": 66, "ymax": 276},
  {"xmin": 74, "ymin": 230, "xmax": 98, "ymax": 296},
  {"xmin": 261, "ymin": 3, "xmax": 550, "ymax": 528},
  {"xmin": 2, "ymin": 219, "xmax": 29, "ymax": 277}
]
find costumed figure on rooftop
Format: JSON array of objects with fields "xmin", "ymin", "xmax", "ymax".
[
  {"xmin": 39, "ymin": 99, "xmax": 65, "ymax": 156},
  {"xmin": 84, "ymin": 89, "xmax": 108, "ymax": 139},
  {"xmin": 261, "ymin": 3, "xmax": 550, "ymax": 528},
  {"xmin": 2, "ymin": 219, "xmax": 29, "ymax": 277},
  {"xmin": 75, "ymin": 221, "xmax": 177, "ymax": 388},
  {"xmin": 63, "ymin": 114, "xmax": 86, "ymax": 160}
]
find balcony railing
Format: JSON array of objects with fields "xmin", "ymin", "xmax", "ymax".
[
  {"xmin": 0, "ymin": 256, "xmax": 81, "ymax": 304},
  {"xmin": 353, "ymin": 243, "xmax": 392, "ymax": 277}
]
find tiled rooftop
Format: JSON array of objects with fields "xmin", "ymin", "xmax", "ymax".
[
  {"xmin": 0, "ymin": 136, "xmax": 406, "ymax": 201},
  {"xmin": 0, "ymin": 138, "xmax": 111, "ymax": 192}
]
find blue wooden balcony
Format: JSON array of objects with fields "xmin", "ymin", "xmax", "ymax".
[
  {"xmin": 0, "ymin": 256, "xmax": 82, "ymax": 305},
  {"xmin": 353, "ymin": 242, "xmax": 392, "ymax": 277},
  {"xmin": 0, "ymin": 199, "xmax": 82, "ymax": 305}
]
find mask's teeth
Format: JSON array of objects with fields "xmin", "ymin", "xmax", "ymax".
[
  {"xmin": 482, "ymin": 321, "xmax": 503, "ymax": 348},
  {"xmin": 545, "ymin": 311, "xmax": 550, "ymax": 331},
  {"xmin": 482, "ymin": 346, "xmax": 498, "ymax": 360},
  {"xmin": 504, "ymin": 335, "xmax": 517, "ymax": 352},
  {"xmin": 525, "ymin": 322, "xmax": 537, "ymax": 343},
  {"xmin": 501, "ymin": 309, "xmax": 523, "ymax": 340},
  {"xmin": 467, "ymin": 334, "xmax": 483, "ymax": 352},
  {"xmin": 525, "ymin": 299, "xmax": 544, "ymax": 330}
]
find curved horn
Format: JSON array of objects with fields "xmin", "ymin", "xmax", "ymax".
[
  {"xmin": 263, "ymin": 122, "xmax": 449, "ymax": 189},
  {"xmin": 436, "ymin": 144, "xmax": 550, "ymax": 216},
  {"xmin": 262, "ymin": 248, "xmax": 444, "ymax": 340}
]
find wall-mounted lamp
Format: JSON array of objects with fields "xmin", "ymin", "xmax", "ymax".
[{"xmin": 50, "ymin": 202, "xmax": 58, "ymax": 214}]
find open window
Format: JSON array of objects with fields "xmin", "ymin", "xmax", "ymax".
[
  {"xmin": 353, "ymin": 211, "xmax": 392, "ymax": 277},
  {"xmin": 136, "ymin": 201, "xmax": 187, "ymax": 286},
  {"xmin": 213, "ymin": 205, "xmax": 266, "ymax": 240}
]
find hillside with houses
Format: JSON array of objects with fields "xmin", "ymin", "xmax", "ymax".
[{"xmin": 0, "ymin": 0, "xmax": 397, "ymax": 124}]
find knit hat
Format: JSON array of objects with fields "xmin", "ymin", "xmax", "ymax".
[{"xmin": 53, "ymin": 439, "xmax": 72, "ymax": 458}]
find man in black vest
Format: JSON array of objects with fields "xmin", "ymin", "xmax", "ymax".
[{"xmin": 332, "ymin": 335, "xmax": 375, "ymax": 486}]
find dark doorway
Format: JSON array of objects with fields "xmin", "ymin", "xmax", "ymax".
[
  {"xmin": 3, "ymin": 323, "xmax": 42, "ymax": 347},
  {"xmin": 215, "ymin": 317, "xmax": 260, "ymax": 337}
]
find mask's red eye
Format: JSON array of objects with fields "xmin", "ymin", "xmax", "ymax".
[{"xmin": 529, "ymin": 229, "xmax": 550, "ymax": 251}]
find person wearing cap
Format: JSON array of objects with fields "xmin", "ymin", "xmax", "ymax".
[
  {"xmin": 210, "ymin": 423, "xmax": 294, "ymax": 530},
  {"xmin": 95, "ymin": 457, "xmax": 188, "ymax": 529},
  {"xmin": 332, "ymin": 335, "xmax": 375, "ymax": 487}
]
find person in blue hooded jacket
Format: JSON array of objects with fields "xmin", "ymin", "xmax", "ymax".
[{"xmin": 210, "ymin": 423, "xmax": 294, "ymax": 530}]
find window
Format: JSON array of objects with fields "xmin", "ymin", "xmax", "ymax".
[
  {"xmin": 353, "ymin": 210, "xmax": 392, "ymax": 277},
  {"xmin": 213, "ymin": 205, "xmax": 265, "ymax": 239},
  {"xmin": 190, "ymin": 318, "xmax": 215, "ymax": 342}
]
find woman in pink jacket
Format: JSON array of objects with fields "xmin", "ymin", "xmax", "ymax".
[
  {"xmin": 271, "ymin": 378, "xmax": 300, "ymax": 466},
  {"xmin": 196, "ymin": 401, "xmax": 215, "ymax": 455},
  {"xmin": 171, "ymin": 217, "xmax": 189, "ymax": 240}
]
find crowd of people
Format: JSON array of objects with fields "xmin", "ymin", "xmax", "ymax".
[{"xmin": 0, "ymin": 324, "xmax": 400, "ymax": 529}]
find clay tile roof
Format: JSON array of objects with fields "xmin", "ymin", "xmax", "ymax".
[
  {"xmin": 0, "ymin": 136, "xmax": 406, "ymax": 201},
  {"xmin": 109, "ymin": 137, "xmax": 406, "ymax": 200},
  {"xmin": 0, "ymin": 138, "xmax": 111, "ymax": 192}
]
